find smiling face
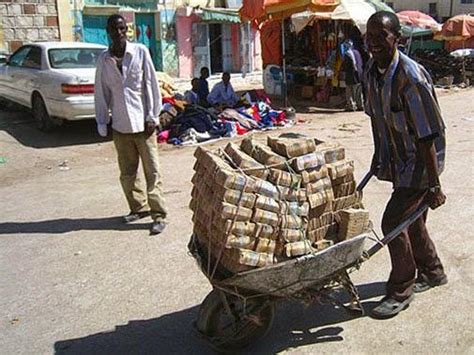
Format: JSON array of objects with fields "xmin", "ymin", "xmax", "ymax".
[
  {"xmin": 107, "ymin": 17, "xmax": 127, "ymax": 47},
  {"xmin": 366, "ymin": 14, "xmax": 399, "ymax": 69}
]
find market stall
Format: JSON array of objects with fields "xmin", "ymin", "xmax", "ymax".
[{"xmin": 253, "ymin": 0, "xmax": 392, "ymax": 106}]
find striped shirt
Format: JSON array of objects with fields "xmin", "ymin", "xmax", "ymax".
[{"xmin": 364, "ymin": 50, "xmax": 446, "ymax": 189}]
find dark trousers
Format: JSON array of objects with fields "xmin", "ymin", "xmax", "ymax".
[{"xmin": 382, "ymin": 188, "xmax": 446, "ymax": 301}]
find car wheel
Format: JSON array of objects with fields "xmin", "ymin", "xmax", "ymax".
[{"xmin": 32, "ymin": 95, "xmax": 55, "ymax": 132}]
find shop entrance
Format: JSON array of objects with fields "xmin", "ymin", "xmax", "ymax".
[{"xmin": 209, "ymin": 24, "xmax": 223, "ymax": 74}]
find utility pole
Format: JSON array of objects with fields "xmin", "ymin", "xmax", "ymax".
[{"xmin": 449, "ymin": 0, "xmax": 454, "ymax": 17}]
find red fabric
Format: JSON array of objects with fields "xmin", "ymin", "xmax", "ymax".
[
  {"xmin": 445, "ymin": 37, "xmax": 474, "ymax": 52},
  {"xmin": 261, "ymin": 20, "xmax": 282, "ymax": 67},
  {"xmin": 438, "ymin": 14, "xmax": 474, "ymax": 41},
  {"xmin": 397, "ymin": 11, "xmax": 441, "ymax": 30},
  {"xmin": 240, "ymin": 0, "xmax": 339, "ymax": 24},
  {"xmin": 162, "ymin": 97, "xmax": 176, "ymax": 105},
  {"xmin": 235, "ymin": 122, "xmax": 249, "ymax": 135}
]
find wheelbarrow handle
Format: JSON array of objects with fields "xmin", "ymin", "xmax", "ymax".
[
  {"xmin": 365, "ymin": 203, "xmax": 430, "ymax": 258},
  {"xmin": 356, "ymin": 169, "xmax": 375, "ymax": 192}
]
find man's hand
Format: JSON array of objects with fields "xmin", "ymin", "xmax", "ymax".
[
  {"xmin": 427, "ymin": 187, "xmax": 446, "ymax": 210},
  {"xmin": 145, "ymin": 120, "xmax": 157, "ymax": 136}
]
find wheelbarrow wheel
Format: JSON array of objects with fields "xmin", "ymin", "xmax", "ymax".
[{"xmin": 196, "ymin": 289, "xmax": 275, "ymax": 351}]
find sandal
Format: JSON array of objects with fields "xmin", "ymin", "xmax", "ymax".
[{"xmin": 371, "ymin": 293, "xmax": 414, "ymax": 319}]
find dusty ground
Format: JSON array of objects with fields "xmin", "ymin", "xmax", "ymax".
[{"xmin": 0, "ymin": 88, "xmax": 473, "ymax": 354}]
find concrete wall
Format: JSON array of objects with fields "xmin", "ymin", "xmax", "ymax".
[{"xmin": 0, "ymin": 1, "xmax": 64, "ymax": 53}]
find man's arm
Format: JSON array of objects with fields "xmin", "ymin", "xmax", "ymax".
[
  {"xmin": 207, "ymin": 84, "xmax": 219, "ymax": 106},
  {"xmin": 405, "ymin": 81, "xmax": 446, "ymax": 209},
  {"xmin": 142, "ymin": 47, "xmax": 161, "ymax": 134},
  {"xmin": 94, "ymin": 56, "xmax": 110, "ymax": 137},
  {"xmin": 419, "ymin": 139, "xmax": 446, "ymax": 210}
]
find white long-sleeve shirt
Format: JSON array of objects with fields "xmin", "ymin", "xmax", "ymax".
[
  {"xmin": 94, "ymin": 42, "xmax": 161, "ymax": 136},
  {"xmin": 207, "ymin": 81, "xmax": 238, "ymax": 107}
]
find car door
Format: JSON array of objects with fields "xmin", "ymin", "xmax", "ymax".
[
  {"xmin": 0, "ymin": 46, "xmax": 32, "ymax": 104},
  {"xmin": 13, "ymin": 46, "xmax": 42, "ymax": 106}
]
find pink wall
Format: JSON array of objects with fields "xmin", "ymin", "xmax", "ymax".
[{"xmin": 176, "ymin": 15, "xmax": 197, "ymax": 79}]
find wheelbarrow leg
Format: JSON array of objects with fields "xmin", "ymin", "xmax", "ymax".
[{"xmin": 340, "ymin": 271, "xmax": 365, "ymax": 316}]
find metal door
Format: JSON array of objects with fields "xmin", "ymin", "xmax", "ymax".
[
  {"xmin": 83, "ymin": 15, "xmax": 109, "ymax": 46},
  {"xmin": 135, "ymin": 13, "xmax": 159, "ymax": 69},
  {"xmin": 240, "ymin": 23, "xmax": 253, "ymax": 75},
  {"xmin": 222, "ymin": 24, "xmax": 232, "ymax": 73},
  {"xmin": 192, "ymin": 23, "xmax": 210, "ymax": 78}
]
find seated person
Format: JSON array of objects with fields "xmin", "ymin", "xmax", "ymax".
[
  {"xmin": 207, "ymin": 72, "xmax": 238, "ymax": 108},
  {"xmin": 184, "ymin": 78, "xmax": 200, "ymax": 105},
  {"xmin": 198, "ymin": 67, "xmax": 210, "ymax": 107}
]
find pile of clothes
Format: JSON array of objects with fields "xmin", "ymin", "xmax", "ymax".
[{"xmin": 157, "ymin": 90, "xmax": 290, "ymax": 146}]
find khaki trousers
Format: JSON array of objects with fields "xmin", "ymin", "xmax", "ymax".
[{"xmin": 112, "ymin": 130, "xmax": 167, "ymax": 222}]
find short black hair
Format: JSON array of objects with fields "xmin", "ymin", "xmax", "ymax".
[
  {"xmin": 107, "ymin": 14, "xmax": 126, "ymax": 29},
  {"xmin": 200, "ymin": 67, "xmax": 209, "ymax": 73},
  {"xmin": 367, "ymin": 11, "xmax": 401, "ymax": 37},
  {"xmin": 191, "ymin": 78, "xmax": 199, "ymax": 85}
]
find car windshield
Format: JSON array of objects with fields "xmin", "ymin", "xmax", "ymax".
[{"xmin": 48, "ymin": 48, "xmax": 105, "ymax": 69}]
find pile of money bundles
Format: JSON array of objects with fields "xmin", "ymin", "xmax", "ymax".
[{"xmin": 190, "ymin": 136, "xmax": 369, "ymax": 274}]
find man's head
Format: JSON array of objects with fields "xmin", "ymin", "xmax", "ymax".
[
  {"xmin": 191, "ymin": 78, "xmax": 199, "ymax": 90},
  {"xmin": 107, "ymin": 14, "xmax": 127, "ymax": 46},
  {"xmin": 366, "ymin": 11, "xmax": 401, "ymax": 69},
  {"xmin": 200, "ymin": 67, "xmax": 209, "ymax": 79},
  {"xmin": 222, "ymin": 72, "xmax": 231, "ymax": 85}
]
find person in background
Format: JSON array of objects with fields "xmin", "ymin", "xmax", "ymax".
[
  {"xmin": 364, "ymin": 11, "xmax": 447, "ymax": 319},
  {"xmin": 343, "ymin": 38, "xmax": 364, "ymax": 111},
  {"xmin": 207, "ymin": 72, "xmax": 239, "ymax": 108},
  {"xmin": 184, "ymin": 78, "xmax": 200, "ymax": 105},
  {"xmin": 94, "ymin": 14, "xmax": 168, "ymax": 235},
  {"xmin": 198, "ymin": 67, "xmax": 210, "ymax": 107}
]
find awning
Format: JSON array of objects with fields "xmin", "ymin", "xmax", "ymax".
[
  {"xmin": 290, "ymin": 0, "xmax": 394, "ymax": 34},
  {"xmin": 240, "ymin": 0, "xmax": 340, "ymax": 24},
  {"xmin": 200, "ymin": 8, "xmax": 241, "ymax": 23}
]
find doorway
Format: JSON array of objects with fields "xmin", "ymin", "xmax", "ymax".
[
  {"xmin": 135, "ymin": 13, "xmax": 160, "ymax": 70},
  {"xmin": 209, "ymin": 24, "xmax": 223, "ymax": 74}
]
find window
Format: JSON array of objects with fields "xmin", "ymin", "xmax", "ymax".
[
  {"xmin": 460, "ymin": 0, "xmax": 473, "ymax": 4},
  {"xmin": 8, "ymin": 46, "xmax": 31, "ymax": 67},
  {"xmin": 22, "ymin": 46, "xmax": 42, "ymax": 69},
  {"xmin": 48, "ymin": 48, "xmax": 104, "ymax": 69},
  {"xmin": 429, "ymin": 3, "xmax": 437, "ymax": 14}
]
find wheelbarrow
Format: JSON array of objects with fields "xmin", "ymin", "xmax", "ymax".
[{"xmin": 188, "ymin": 171, "xmax": 429, "ymax": 351}]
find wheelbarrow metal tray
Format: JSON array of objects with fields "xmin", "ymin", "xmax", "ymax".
[{"xmin": 218, "ymin": 234, "xmax": 367, "ymax": 298}]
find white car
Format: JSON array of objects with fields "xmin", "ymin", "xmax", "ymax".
[{"xmin": 0, "ymin": 42, "xmax": 107, "ymax": 131}]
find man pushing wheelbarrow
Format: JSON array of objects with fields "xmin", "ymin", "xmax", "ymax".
[
  {"xmin": 188, "ymin": 11, "xmax": 449, "ymax": 351},
  {"xmin": 364, "ymin": 11, "xmax": 448, "ymax": 319}
]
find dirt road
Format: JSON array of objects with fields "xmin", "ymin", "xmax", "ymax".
[{"xmin": 0, "ymin": 89, "xmax": 473, "ymax": 354}]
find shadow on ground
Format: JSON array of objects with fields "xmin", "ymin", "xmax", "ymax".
[
  {"xmin": 0, "ymin": 105, "xmax": 108, "ymax": 149},
  {"xmin": 0, "ymin": 217, "xmax": 152, "ymax": 234},
  {"xmin": 53, "ymin": 282, "xmax": 385, "ymax": 354}
]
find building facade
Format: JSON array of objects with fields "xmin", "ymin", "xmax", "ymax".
[
  {"xmin": 70, "ymin": 0, "xmax": 260, "ymax": 78},
  {"xmin": 0, "ymin": 0, "xmax": 73, "ymax": 53},
  {"xmin": 383, "ymin": 0, "xmax": 474, "ymax": 21}
]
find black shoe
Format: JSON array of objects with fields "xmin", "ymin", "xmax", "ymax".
[
  {"xmin": 150, "ymin": 221, "xmax": 166, "ymax": 235},
  {"xmin": 413, "ymin": 275, "xmax": 448, "ymax": 293},
  {"xmin": 123, "ymin": 211, "xmax": 150, "ymax": 223},
  {"xmin": 371, "ymin": 293, "xmax": 414, "ymax": 319}
]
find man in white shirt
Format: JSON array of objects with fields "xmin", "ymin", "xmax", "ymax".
[
  {"xmin": 94, "ymin": 14, "xmax": 167, "ymax": 235},
  {"xmin": 207, "ymin": 72, "xmax": 239, "ymax": 108},
  {"xmin": 184, "ymin": 78, "xmax": 200, "ymax": 105}
]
